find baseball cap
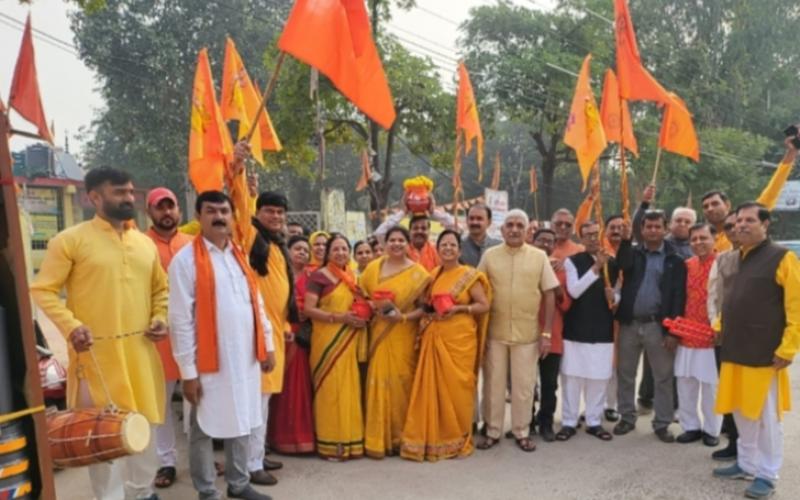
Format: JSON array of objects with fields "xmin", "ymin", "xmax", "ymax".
[{"xmin": 147, "ymin": 187, "xmax": 178, "ymax": 207}]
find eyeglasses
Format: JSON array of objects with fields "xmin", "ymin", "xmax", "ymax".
[{"xmin": 553, "ymin": 221, "xmax": 573, "ymax": 228}]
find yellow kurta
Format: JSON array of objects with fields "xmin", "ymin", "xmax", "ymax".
[
  {"xmin": 30, "ymin": 216, "xmax": 168, "ymax": 423},
  {"xmin": 716, "ymin": 250, "xmax": 800, "ymax": 420},
  {"xmin": 714, "ymin": 161, "xmax": 795, "ymax": 252},
  {"xmin": 360, "ymin": 258, "xmax": 430, "ymax": 458},
  {"xmin": 230, "ymin": 171, "xmax": 288, "ymax": 393},
  {"xmin": 400, "ymin": 266, "xmax": 490, "ymax": 462},
  {"xmin": 309, "ymin": 280, "xmax": 365, "ymax": 459}
]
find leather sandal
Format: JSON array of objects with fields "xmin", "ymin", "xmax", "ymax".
[
  {"xmin": 555, "ymin": 426, "xmax": 577, "ymax": 441},
  {"xmin": 477, "ymin": 437, "xmax": 499, "ymax": 450},
  {"xmin": 586, "ymin": 425, "xmax": 613, "ymax": 441},
  {"xmin": 515, "ymin": 437, "xmax": 536, "ymax": 452}
]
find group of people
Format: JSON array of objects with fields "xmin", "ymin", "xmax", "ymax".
[{"xmin": 30, "ymin": 138, "xmax": 799, "ymax": 500}]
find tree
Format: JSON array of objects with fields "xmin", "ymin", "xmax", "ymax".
[{"xmin": 71, "ymin": 0, "xmax": 291, "ymax": 196}]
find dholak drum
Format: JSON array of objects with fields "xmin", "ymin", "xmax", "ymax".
[{"xmin": 47, "ymin": 407, "xmax": 150, "ymax": 467}]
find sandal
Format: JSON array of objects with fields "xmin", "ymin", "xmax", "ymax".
[
  {"xmin": 214, "ymin": 461, "xmax": 224, "ymax": 477},
  {"xmin": 586, "ymin": 425, "xmax": 613, "ymax": 441},
  {"xmin": 477, "ymin": 437, "xmax": 499, "ymax": 450},
  {"xmin": 154, "ymin": 466, "xmax": 176, "ymax": 488},
  {"xmin": 555, "ymin": 426, "xmax": 577, "ymax": 442},
  {"xmin": 515, "ymin": 437, "xmax": 537, "ymax": 452}
]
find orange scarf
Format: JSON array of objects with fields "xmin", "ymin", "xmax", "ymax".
[
  {"xmin": 193, "ymin": 237, "xmax": 267, "ymax": 374},
  {"xmin": 407, "ymin": 241, "xmax": 440, "ymax": 272},
  {"xmin": 326, "ymin": 262, "xmax": 361, "ymax": 298}
]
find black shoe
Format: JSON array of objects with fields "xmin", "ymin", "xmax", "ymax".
[
  {"xmin": 637, "ymin": 400, "xmax": 654, "ymax": 415},
  {"xmin": 654, "ymin": 428, "xmax": 675, "ymax": 443},
  {"xmin": 504, "ymin": 430, "xmax": 514, "ymax": 439},
  {"xmin": 711, "ymin": 440, "xmax": 737, "ymax": 461},
  {"xmin": 228, "ymin": 485, "xmax": 272, "ymax": 500},
  {"xmin": 479, "ymin": 423, "xmax": 487, "ymax": 437},
  {"xmin": 249, "ymin": 469, "xmax": 278, "ymax": 486},
  {"xmin": 676, "ymin": 430, "xmax": 703, "ymax": 444},
  {"xmin": 262, "ymin": 457, "xmax": 283, "ymax": 471},
  {"xmin": 702, "ymin": 432, "xmax": 720, "ymax": 447},
  {"xmin": 539, "ymin": 424, "xmax": 555, "ymax": 443},
  {"xmin": 604, "ymin": 409, "xmax": 620, "ymax": 422},
  {"xmin": 613, "ymin": 421, "xmax": 636, "ymax": 436}
]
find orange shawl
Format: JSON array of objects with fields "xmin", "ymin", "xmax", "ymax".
[
  {"xmin": 407, "ymin": 241, "xmax": 440, "ymax": 272},
  {"xmin": 193, "ymin": 237, "xmax": 268, "ymax": 373}
]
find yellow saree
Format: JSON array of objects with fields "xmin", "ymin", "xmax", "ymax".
[
  {"xmin": 360, "ymin": 258, "xmax": 430, "ymax": 458},
  {"xmin": 400, "ymin": 265, "xmax": 491, "ymax": 462},
  {"xmin": 309, "ymin": 277, "xmax": 366, "ymax": 460}
]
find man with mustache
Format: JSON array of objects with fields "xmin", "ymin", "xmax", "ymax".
[
  {"xmin": 602, "ymin": 214, "xmax": 627, "ymax": 423},
  {"xmin": 145, "ymin": 187, "xmax": 193, "ymax": 489},
  {"xmin": 169, "ymin": 190, "xmax": 276, "ymax": 500},
  {"xmin": 460, "ymin": 204, "xmax": 501, "ymax": 268},
  {"xmin": 551, "ymin": 208, "xmax": 584, "ymax": 263},
  {"xmin": 32, "ymin": 167, "xmax": 169, "ymax": 500}
]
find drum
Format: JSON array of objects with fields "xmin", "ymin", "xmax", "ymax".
[{"xmin": 47, "ymin": 408, "xmax": 150, "ymax": 467}]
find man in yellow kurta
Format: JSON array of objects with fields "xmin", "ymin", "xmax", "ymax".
[
  {"xmin": 702, "ymin": 138, "xmax": 797, "ymax": 253},
  {"xmin": 713, "ymin": 202, "xmax": 800, "ymax": 499},
  {"xmin": 31, "ymin": 167, "xmax": 168, "ymax": 500},
  {"xmin": 229, "ymin": 142, "xmax": 291, "ymax": 485}
]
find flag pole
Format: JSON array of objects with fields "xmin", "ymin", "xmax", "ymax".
[
  {"xmin": 651, "ymin": 146, "xmax": 663, "ymax": 185},
  {"xmin": 533, "ymin": 190, "xmax": 540, "ymax": 223},
  {"xmin": 618, "ymin": 96, "xmax": 630, "ymax": 223},
  {"xmin": 244, "ymin": 51, "xmax": 286, "ymax": 142}
]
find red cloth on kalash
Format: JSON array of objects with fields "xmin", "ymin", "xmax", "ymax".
[{"xmin": 267, "ymin": 270, "xmax": 316, "ymax": 454}]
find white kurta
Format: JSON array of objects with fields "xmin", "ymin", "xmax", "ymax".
[
  {"xmin": 674, "ymin": 345, "xmax": 718, "ymax": 384},
  {"xmin": 168, "ymin": 238, "xmax": 274, "ymax": 439}
]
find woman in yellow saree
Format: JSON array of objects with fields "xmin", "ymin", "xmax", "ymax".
[
  {"xmin": 400, "ymin": 229, "xmax": 491, "ymax": 462},
  {"xmin": 360, "ymin": 226, "xmax": 430, "ymax": 458},
  {"xmin": 304, "ymin": 233, "xmax": 369, "ymax": 460}
]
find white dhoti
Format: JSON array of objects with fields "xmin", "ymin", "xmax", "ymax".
[
  {"xmin": 561, "ymin": 340, "xmax": 614, "ymax": 428},
  {"xmin": 675, "ymin": 345, "xmax": 721, "ymax": 436}
]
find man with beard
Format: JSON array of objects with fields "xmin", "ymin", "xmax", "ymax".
[
  {"xmin": 550, "ymin": 209, "xmax": 584, "ymax": 262},
  {"xmin": 229, "ymin": 142, "xmax": 295, "ymax": 486},
  {"xmin": 32, "ymin": 167, "xmax": 168, "ymax": 500},
  {"xmin": 169, "ymin": 191, "xmax": 275, "ymax": 500},
  {"xmin": 460, "ymin": 204, "xmax": 501, "ymax": 268},
  {"xmin": 145, "ymin": 187, "xmax": 193, "ymax": 489}
]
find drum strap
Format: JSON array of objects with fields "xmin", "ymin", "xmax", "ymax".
[{"xmin": 85, "ymin": 348, "xmax": 116, "ymax": 409}]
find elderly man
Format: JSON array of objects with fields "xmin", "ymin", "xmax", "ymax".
[
  {"xmin": 614, "ymin": 210, "xmax": 687, "ymax": 443},
  {"xmin": 145, "ymin": 187, "xmax": 194, "ymax": 489},
  {"xmin": 169, "ymin": 191, "xmax": 276, "ymax": 500},
  {"xmin": 551, "ymin": 208, "xmax": 584, "ymax": 262},
  {"xmin": 461, "ymin": 204, "xmax": 501, "ymax": 267},
  {"xmin": 477, "ymin": 210, "xmax": 558, "ymax": 452},
  {"xmin": 712, "ymin": 202, "xmax": 800, "ymax": 499},
  {"xmin": 32, "ymin": 167, "xmax": 168, "ymax": 500}
]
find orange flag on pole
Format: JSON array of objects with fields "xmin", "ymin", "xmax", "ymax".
[
  {"xmin": 9, "ymin": 15, "xmax": 53, "ymax": 144},
  {"xmin": 221, "ymin": 37, "xmax": 282, "ymax": 166},
  {"xmin": 564, "ymin": 55, "xmax": 607, "ymax": 190},
  {"xmin": 355, "ymin": 149, "xmax": 372, "ymax": 191},
  {"xmin": 658, "ymin": 92, "xmax": 700, "ymax": 162},
  {"xmin": 278, "ymin": 0, "xmax": 396, "ymax": 129},
  {"xmin": 600, "ymin": 69, "xmax": 638, "ymax": 157},
  {"xmin": 456, "ymin": 61, "xmax": 484, "ymax": 178},
  {"xmin": 614, "ymin": 0, "xmax": 670, "ymax": 104},
  {"xmin": 189, "ymin": 49, "xmax": 233, "ymax": 193}
]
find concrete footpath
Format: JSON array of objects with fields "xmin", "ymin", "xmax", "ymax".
[{"xmin": 42, "ymin": 311, "xmax": 799, "ymax": 500}]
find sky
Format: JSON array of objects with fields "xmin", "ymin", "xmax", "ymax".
[{"xmin": 0, "ymin": 0, "xmax": 552, "ymax": 160}]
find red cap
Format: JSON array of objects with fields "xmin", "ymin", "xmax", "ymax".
[{"xmin": 147, "ymin": 187, "xmax": 178, "ymax": 207}]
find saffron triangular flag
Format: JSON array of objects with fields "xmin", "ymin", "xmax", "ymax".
[
  {"xmin": 658, "ymin": 92, "xmax": 700, "ymax": 162},
  {"xmin": 189, "ymin": 48, "xmax": 234, "ymax": 193},
  {"xmin": 600, "ymin": 69, "xmax": 638, "ymax": 157},
  {"xmin": 278, "ymin": 0, "xmax": 396, "ymax": 129},
  {"xmin": 9, "ymin": 15, "xmax": 53, "ymax": 144},
  {"xmin": 456, "ymin": 61, "xmax": 484, "ymax": 177},
  {"xmin": 564, "ymin": 54, "xmax": 607, "ymax": 189},
  {"xmin": 356, "ymin": 150, "xmax": 371, "ymax": 191},
  {"xmin": 614, "ymin": 0, "xmax": 670, "ymax": 104}
]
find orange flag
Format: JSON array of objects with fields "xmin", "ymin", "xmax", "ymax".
[
  {"xmin": 659, "ymin": 92, "xmax": 700, "ymax": 162},
  {"xmin": 9, "ymin": 15, "xmax": 53, "ymax": 144},
  {"xmin": 189, "ymin": 49, "xmax": 233, "ymax": 193},
  {"xmin": 221, "ymin": 37, "xmax": 282, "ymax": 166},
  {"xmin": 490, "ymin": 152, "xmax": 501, "ymax": 190},
  {"xmin": 530, "ymin": 167, "xmax": 538, "ymax": 193},
  {"xmin": 614, "ymin": 0, "xmax": 670, "ymax": 104},
  {"xmin": 456, "ymin": 62, "xmax": 484, "ymax": 178},
  {"xmin": 600, "ymin": 69, "xmax": 638, "ymax": 157},
  {"xmin": 278, "ymin": 0, "xmax": 396, "ymax": 129},
  {"xmin": 564, "ymin": 55, "xmax": 607, "ymax": 189},
  {"xmin": 355, "ymin": 149, "xmax": 371, "ymax": 191}
]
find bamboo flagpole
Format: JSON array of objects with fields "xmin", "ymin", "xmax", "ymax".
[
  {"xmin": 651, "ymin": 146, "xmax": 663, "ymax": 185},
  {"xmin": 244, "ymin": 52, "xmax": 286, "ymax": 142}
]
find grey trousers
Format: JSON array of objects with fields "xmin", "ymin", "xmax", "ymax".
[
  {"xmin": 189, "ymin": 408, "xmax": 251, "ymax": 500},
  {"xmin": 617, "ymin": 320, "xmax": 675, "ymax": 430}
]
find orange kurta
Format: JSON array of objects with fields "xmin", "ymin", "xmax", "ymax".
[{"xmin": 146, "ymin": 228, "xmax": 193, "ymax": 381}]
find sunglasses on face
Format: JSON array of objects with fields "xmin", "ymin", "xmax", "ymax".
[{"xmin": 554, "ymin": 221, "xmax": 572, "ymax": 228}]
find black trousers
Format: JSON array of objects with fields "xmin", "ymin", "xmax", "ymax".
[{"xmin": 534, "ymin": 353, "xmax": 562, "ymax": 427}]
